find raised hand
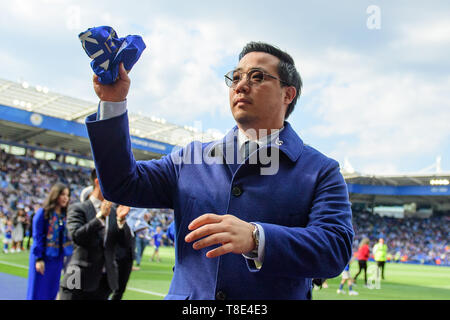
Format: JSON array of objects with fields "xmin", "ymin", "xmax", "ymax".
[
  {"xmin": 116, "ymin": 205, "xmax": 130, "ymax": 221},
  {"xmin": 100, "ymin": 200, "xmax": 113, "ymax": 218},
  {"xmin": 93, "ymin": 62, "xmax": 130, "ymax": 102}
]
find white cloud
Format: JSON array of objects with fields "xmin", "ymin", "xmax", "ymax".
[
  {"xmin": 300, "ymin": 48, "xmax": 450, "ymax": 174},
  {"xmin": 129, "ymin": 17, "xmax": 246, "ymax": 124},
  {"xmin": 399, "ymin": 19, "xmax": 450, "ymax": 46}
]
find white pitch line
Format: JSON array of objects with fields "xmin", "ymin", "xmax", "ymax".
[
  {"xmin": 0, "ymin": 260, "xmax": 28, "ymax": 269},
  {"xmin": 126, "ymin": 287, "xmax": 166, "ymax": 297},
  {"xmin": 0, "ymin": 260, "xmax": 167, "ymax": 297}
]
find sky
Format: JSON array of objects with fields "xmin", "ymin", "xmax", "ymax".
[{"xmin": 0, "ymin": 0, "xmax": 449, "ymax": 175}]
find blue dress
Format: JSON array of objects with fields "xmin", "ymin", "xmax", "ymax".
[{"xmin": 26, "ymin": 208, "xmax": 65, "ymax": 300}]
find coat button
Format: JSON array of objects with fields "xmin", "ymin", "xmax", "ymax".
[
  {"xmin": 231, "ymin": 186, "xmax": 242, "ymax": 197},
  {"xmin": 216, "ymin": 290, "xmax": 226, "ymax": 300}
]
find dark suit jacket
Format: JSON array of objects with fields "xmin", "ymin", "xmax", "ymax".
[{"xmin": 61, "ymin": 199, "xmax": 132, "ymax": 292}]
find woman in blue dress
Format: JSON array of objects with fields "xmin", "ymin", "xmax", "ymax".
[{"xmin": 27, "ymin": 183, "xmax": 73, "ymax": 300}]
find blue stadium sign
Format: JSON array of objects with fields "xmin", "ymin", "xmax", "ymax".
[
  {"xmin": 0, "ymin": 104, "xmax": 174, "ymax": 156},
  {"xmin": 347, "ymin": 183, "xmax": 450, "ymax": 196}
]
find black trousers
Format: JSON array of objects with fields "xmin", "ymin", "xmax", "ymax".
[
  {"xmin": 377, "ymin": 261, "xmax": 386, "ymax": 279},
  {"xmin": 59, "ymin": 273, "xmax": 112, "ymax": 300},
  {"xmin": 353, "ymin": 260, "xmax": 368, "ymax": 284},
  {"xmin": 110, "ymin": 258, "xmax": 133, "ymax": 300}
]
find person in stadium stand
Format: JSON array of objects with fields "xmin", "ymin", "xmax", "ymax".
[
  {"xmin": 373, "ymin": 237, "xmax": 388, "ymax": 280},
  {"xmin": 85, "ymin": 42, "xmax": 354, "ymax": 299},
  {"xmin": 26, "ymin": 183, "xmax": 73, "ymax": 300},
  {"xmin": 58, "ymin": 169, "xmax": 133, "ymax": 300},
  {"xmin": 353, "ymin": 237, "xmax": 370, "ymax": 286}
]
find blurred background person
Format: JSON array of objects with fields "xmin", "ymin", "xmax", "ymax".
[
  {"xmin": 3, "ymin": 218, "xmax": 13, "ymax": 254},
  {"xmin": 127, "ymin": 208, "xmax": 151, "ymax": 271},
  {"xmin": 337, "ymin": 263, "xmax": 358, "ymax": 296},
  {"xmin": 166, "ymin": 220, "xmax": 175, "ymax": 244},
  {"xmin": 11, "ymin": 208, "xmax": 27, "ymax": 252},
  {"xmin": 26, "ymin": 183, "xmax": 73, "ymax": 300},
  {"xmin": 373, "ymin": 237, "xmax": 388, "ymax": 280},
  {"xmin": 110, "ymin": 208, "xmax": 139, "ymax": 300},
  {"xmin": 353, "ymin": 237, "xmax": 370, "ymax": 286},
  {"xmin": 151, "ymin": 226, "xmax": 163, "ymax": 263}
]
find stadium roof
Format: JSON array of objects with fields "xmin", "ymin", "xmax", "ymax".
[
  {"xmin": 343, "ymin": 172, "xmax": 450, "ymax": 186},
  {"xmin": 343, "ymin": 172, "xmax": 450, "ymax": 209},
  {"xmin": 0, "ymin": 77, "xmax": 223, "ymax": 160}
]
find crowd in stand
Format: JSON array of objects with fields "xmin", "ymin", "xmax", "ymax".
[
  {"xmin": 352, "ymin": 211, "xmax": 449, "ymax": 265},
  {"xmin": 0, "ymin": 149, "xmax": 174, "ymax": 253},
  {"xmin": 0, "ymin": 149, "xmax": 448, "ymax": 265}
]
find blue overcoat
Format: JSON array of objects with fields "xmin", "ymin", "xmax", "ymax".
[
  {"xmin": 27, "ymin": 208, "xmax": 65, "ymax": 300},
  {"xmin": 86, "ymin": 111, "xmax": 354, "ymax": 300}
]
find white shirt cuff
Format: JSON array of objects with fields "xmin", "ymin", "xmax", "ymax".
[
  {"xmin": 117, "ymin": 220, "xmax": 126, "ymax": 229},
  {"xmin": 96, "ymin": 211, "xmax": 106, "ymax": 226},
  {"xmin": 97, "ymin": 100, "xmax": 127, "ymax": 120}
]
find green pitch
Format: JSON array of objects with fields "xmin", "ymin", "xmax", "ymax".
[{"xmin": 0, "ymin": 245, "xmax": 449, "ymax": 300}]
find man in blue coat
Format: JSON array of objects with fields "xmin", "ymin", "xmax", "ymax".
[{"xmin": 85, "ymin": 41, "xmax": 354, "ymax": 300}]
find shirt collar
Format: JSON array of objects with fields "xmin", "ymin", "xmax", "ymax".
[
  {"xmin": 89, "ymin": 195, "xmax": 102, "ymax": 210},
  {"xmin": 237, "ymin": 127, "xmax": 284, "ymax": 157},
  {"xmin": 208, "ymin": 121, "xmax": 303, "ymax": 163}
]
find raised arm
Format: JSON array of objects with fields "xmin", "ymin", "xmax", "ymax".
[{"xmin": 85, "ymin": 63, "xmax": 179, "ymax": 209}]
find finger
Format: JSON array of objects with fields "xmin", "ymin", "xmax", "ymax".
[
  {"xmin": 185, "ymin": 222, "xmax": 224, "ymax": 243},
  {"xmin": 119, "ymin": 205, "xmax": 130, "ymax": 214},
  {"xmin": 192, "ymin": 232, "xmax": 229, "ymax": 250},
  {"xmin": 206, "ymin": 242, "xmax": 234, "ymax": 258},
  {"xmin": 93, "ymin": 74, "xmax": 100, "ymax": 84},
  {"xmin": 188, "ymin": 213, "xmax": 222, "ymax": 231},
  {"xmin": 119, "ymin": 62, "xmax": 131, "ymax": 79}
]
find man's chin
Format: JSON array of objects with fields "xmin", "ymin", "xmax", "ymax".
[{"xmin": 233, "ymin": 112, "xmax": 256, "ymax": 126}]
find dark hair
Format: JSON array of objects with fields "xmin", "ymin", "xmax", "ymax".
[
  {"xmin": 90, "ymin": 168, "xmax": 97, "ymax": 188},
  {"xmin": 42, "ymin": 183, "xmax": 70, "ymax": 219},
  {"xmin": 239, "ymin": 42, "xmax": 302, "ymax": 119}
]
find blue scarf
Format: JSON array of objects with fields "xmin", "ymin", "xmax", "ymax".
[
  {"xmin": 78, "ymin": 26, "xmax": 146, "ymax": 84},
  {"xmin": 45, "ymin": 211, "xmax": 73, "ymax": 258}
]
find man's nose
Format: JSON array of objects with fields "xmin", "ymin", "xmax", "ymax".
[{"xmin": 234, "ymin": 77, "xmax": 250, "ymax": 93}]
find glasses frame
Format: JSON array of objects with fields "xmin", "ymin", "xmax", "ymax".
[{"xmin": 224, "ymin": 68, "xmax": 289, "ymax": 88}]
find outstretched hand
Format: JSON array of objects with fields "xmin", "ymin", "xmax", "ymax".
[{"xmin": 93, "ymin": 62, "xmax": 130, "ymax": 102}]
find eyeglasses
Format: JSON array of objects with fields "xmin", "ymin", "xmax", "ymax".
[{"xmin": 224, "ymin": 68, "xmax": 288, "ymax": 88}]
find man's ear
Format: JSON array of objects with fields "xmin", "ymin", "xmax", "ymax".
[{"xmin": 283, "ymin": 86, "xmax": 297, "ymax": 105}]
